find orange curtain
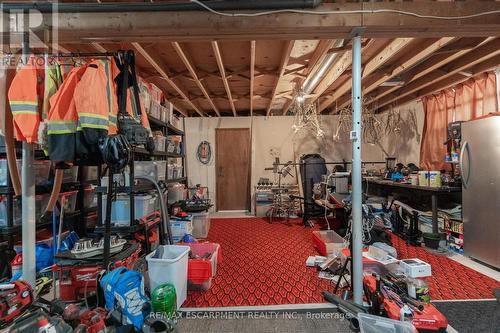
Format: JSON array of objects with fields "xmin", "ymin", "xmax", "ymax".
[{"xmin": 420, "ymin": 72, "xmax": 498, "ymax": 170}]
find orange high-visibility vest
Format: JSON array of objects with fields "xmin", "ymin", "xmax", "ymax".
[
  {"xmin": 8, "ymin": 58, "xmax": 44, "ymax": 143},
  {"xmin": 47, "ymin": 65, "xmax": 87, "ymax": 162}
]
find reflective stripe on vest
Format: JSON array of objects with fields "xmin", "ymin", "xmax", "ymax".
[{"xmin": 9, "ymin": 101, "xmax": 38, "ymax": 115}]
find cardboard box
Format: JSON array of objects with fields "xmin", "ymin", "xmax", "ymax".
[{"xmin": 399, "ymin": 258, "xmax": 432, "ymax": 278}]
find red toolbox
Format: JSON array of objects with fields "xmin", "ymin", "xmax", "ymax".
[{"xmin": 182, "ymin": 242, "xmax": 221, "ymax": 291}]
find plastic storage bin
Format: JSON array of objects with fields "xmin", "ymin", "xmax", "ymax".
[
  {"xmin": 81, "ymin": 166, "xmax": 98, "ymax": 182},
  {"xmin": 154, "ymin": 161, "xmax": 167, "ymax": 181},
  {"xmin": 61, "ymin": 166, "xmax": 79, "ymax": 183},
  {"xmin": 102, "ymin": 194, "xmax": 157, "ymax": 226},
  {"xmin": 134, "ymin": 161, "xmax": 158, "ymax": 180},
  {"xmin": 185, "ymin": 242, "xmax": 221, "ymax": 291},
  {"xmin": 167, "ymin": 164, "xmax": 175, "ymax": 180},
  {"xmin": 358, "ymin": 313, "xmax": 417, "ymax": 333},
  {"xmin": 153, "ymin": 135, "xmax": 167, "ymax": 152},
  {"xmin": 0, "ymin": 159, "xmax": 50, "ymax": 186},
  {"xmin": 191, "ymin": 212, "xmax": 210, "ymax": 238},
  {"xmin": 0, "ymin": 159, "xmax": 21, "ymax": 186},
  {"xmin": 57, "ymin": 191, "xmax": 78, "ymax": 214},
  {"xmin": 33, "ymin": 160, "xmax": 51, "ymax": 185},
  {"xmin": 312, "ymin": 230, "xmax": 345, "ymax": 257},
  {"xmin": 170, "ymin": 216, "xmax": 193, "ymax": 242},
  {"xmin": 0, "ymin": 194, "xmax": 49, "ymax": 226},
  {"xmin": 146, "ymin": 245, "xmax": 190, "ymax": 309},
  {"xmin": 83, "ymin": 186, "xmax": 97, "ymax": 208}
]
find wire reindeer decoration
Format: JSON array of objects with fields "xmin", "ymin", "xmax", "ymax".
[{"xmin": 290, "ymin": 93, "xmax": 325, "ymax": 138}]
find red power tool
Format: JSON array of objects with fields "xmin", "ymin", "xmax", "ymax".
[
  {"xmin": 364, "ymin": 274, "xmax": 448, "ymax": 332},
  {"xmin": 0, "ymin": 280, "xmax": 33, "ymax": 327}
]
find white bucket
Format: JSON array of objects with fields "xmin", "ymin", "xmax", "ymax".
[{"xmin": 146, "ymin": 245, "xmax": 190, "ymax": 309}]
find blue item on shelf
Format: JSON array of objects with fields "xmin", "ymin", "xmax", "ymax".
[{"xmin": 390, "ymin": 172, "xmax": 404, "ymax": 181}]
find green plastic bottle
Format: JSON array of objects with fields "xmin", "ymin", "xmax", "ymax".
[{"xmin": 151, "ymin": 283, "xmax": 177, "ymax": 320}]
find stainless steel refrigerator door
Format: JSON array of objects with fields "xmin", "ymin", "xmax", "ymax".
[{"xmin": 461, "ymin": 116, "xmax": 500, "ymax": 269}]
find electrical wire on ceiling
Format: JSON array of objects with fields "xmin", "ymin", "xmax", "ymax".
[{"xmin": 190, "ymin": 0, "xmax": 500, "ymax": 20}]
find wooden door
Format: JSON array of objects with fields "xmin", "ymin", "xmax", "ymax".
[{"xmin": 215, "ymin": 128, "xmax": 251, "ymax": 211}]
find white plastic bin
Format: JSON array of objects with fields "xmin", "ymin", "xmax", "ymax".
[
  {"xmin": 153, "ymin": 135, "xmax": 167, "ymax": 152},
  {"xmin": 134, "ymin": 161, "xmax": 158, "ymax": 180},
  {"xmin": 154, "ymin": 161, "xmax": 167, "ymax": 181},
  {"xmin": 191, "ymin": 212, "xmax": 210, "ymax": 238},
  {"xmin": 146, "ymin": 245, "xmax": 190, "ymax": 309},
  {"xmin": 358, "ymin": 313, "xmax": 417, "ymax": 333},
  {"xmin": 102, "ymin": 194, "xmax": 156, "ymax": 226},
  {"xmin": 0, "ymin": 194, "xmax": 49, "ymax": 226}
]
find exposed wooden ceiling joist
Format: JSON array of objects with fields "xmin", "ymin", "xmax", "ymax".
[
  {"xmin": 266, "ymin": 41, "xmax": 294, "ymax": 116},
  {"xmin": 131, "ymin": 42, "xmax": 203, "ymax": 117},
  {"xmin": 281, "ymin": 40, "xmax": 338, "ymax": 115},
  {"xmin": 171, "ymin": 42, "xmax": 221, "ymax": 117},
  {"xmin": 335, "ymin": 37, "xmax": 456, "ymax": 109},
  {"xmin": 211, "ymin": 41, "xmax": 237, "ymax": 117},
  {"xmin": 379, "ymin": 54, "xmax": 500, "ymax": 110},
  {"xmin": 43, "ymin": 2, "xmax": 500, "ymax": 43},
  {"xmin": 374, "ymin": 37, "xmax": 500, "ymax": 110},
  {"xmin": 368, "ymin": 37, "xmax": 490, "ymax": 104},
  {"xmin": 320, "ymin": 38, "xmax": 414, "ymax": 113},
  {"xmin": 250, "ymin": 40, "xmax": 256, "ymax": 116}
]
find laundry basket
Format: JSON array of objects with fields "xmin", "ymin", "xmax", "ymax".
[{"xmin": 146, "ymin": 245, "xmax": 190, "ymax": 309}]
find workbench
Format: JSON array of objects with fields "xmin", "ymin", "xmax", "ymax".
[{"xmin": 363, "ymin": 177, "xmax": 461, "ymax": 233}]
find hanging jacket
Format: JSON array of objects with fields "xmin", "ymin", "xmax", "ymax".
[
  {"xmin": 47, "ymin": 65, "xmax": 87, "ymax": 162},
  {"xmin": 74, "ymin": 58, "xmax": 119, "ymax": 160},
  {"xmin": 7, "ymin": 58, "xmax": 44, "ymax": 143}
]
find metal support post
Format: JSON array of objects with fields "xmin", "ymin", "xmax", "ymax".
[
  {"xmin": 350, "ymin": 35, "xmax": 363, "ymax": 306},
  {"xmin": 21, "ymin": 16, "xmax": 36, "ymax": 288}
]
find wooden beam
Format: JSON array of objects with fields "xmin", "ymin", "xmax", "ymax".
[
  {"xmin": 336, "ymin": 37, "xmax": 456, "ymax": 109},
  {"xmin": 368, "ymin": 37, "xmax": 490, "ymax": 104},
  {"xmin": 266, "ymin": 40, "xmax": 294, "ymax": 116},
  {"xmin": 211, "ymin": 41, "xmax": 237, "ymax": 117},
  {"xmin": 375, "ymin": 38, "xmax": 500, "ymax": 110},
  {"xmin": 131, "ymin": 42, "xmax": 203, "ymax": 117},
  {"xmin": 281, "ymin": 40, "xmax": 337, "ymax": 115},
  {"xmin": 43, "ymin": 2, "xmax": 500, "ymax": 43},
  {"xmin": 91, "ymin": 42, "xmax": 107, "ymax": 53},
  {"xmin": 171, "ymin": 42, "xmax": 221, "ymax": 117},
  {"xmin": 319, "ymin": 38, "xmax": 414, "ymax": 113},
  {"xmin": 250, "ymin": 40, "xmax": 256, "ymax": 116},
  {"xmin": 379, "ymin": 54, "xmax": 500, "ymax": 110}
]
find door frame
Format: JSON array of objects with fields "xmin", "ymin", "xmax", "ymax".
[{"xmin": 215, "ymin": 128, "xmax": 252, "ymax": 212}]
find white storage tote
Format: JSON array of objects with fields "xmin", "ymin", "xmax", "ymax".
[
  {"xmin": 146, "ymin": 245, "xmax": 190, "ymax": 309},
  {"xmin": 102, "ymin": 194, "xmax": 156, "ymax": 226}
]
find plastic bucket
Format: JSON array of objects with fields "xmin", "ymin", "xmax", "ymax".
[{"xmin": 146, "ymin": 245, "xmax": 190, "ymax": 309}]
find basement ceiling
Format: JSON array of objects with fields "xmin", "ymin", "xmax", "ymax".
[{"xmin": 58, "ymin": 37, "xmax": 499, "ymax": 117}]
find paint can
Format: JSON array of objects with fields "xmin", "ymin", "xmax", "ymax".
[{"xmin": 428, "ymin": 171, "xmax": 441, "ymax": 187}]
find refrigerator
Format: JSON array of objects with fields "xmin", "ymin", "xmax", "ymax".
[{"xmin": 461, "ymin": 115, "xmax": 500, "ymax": 269}]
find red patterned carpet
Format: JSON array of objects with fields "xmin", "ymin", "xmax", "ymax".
[{"xmin": 182, "ymin": 217, "xmax": 500, "ymax": 308}]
